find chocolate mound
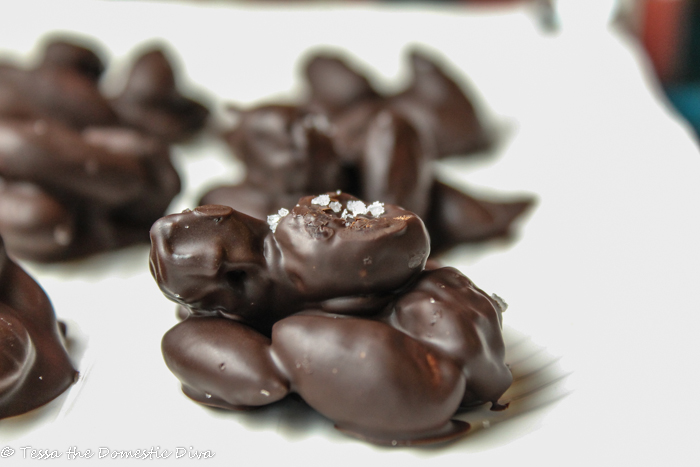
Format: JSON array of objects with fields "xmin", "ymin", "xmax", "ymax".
[
  {"xmin": 151, "ymin": 194, "xmax": 511, "ymax": 446},
  {"xmin": 0, "ymin": 236, "xmax": 77, "ymax": 419},
  {"xmin": 0, "ymin": 37, "xmax": 209, "ymax": 141},
  {"xmin": 0, "ymin": 121, "xmax": 180, "ymax": 262},
  {"xmin": 0, "ymin": 39, "xmax": 115, "ymax": 129},
  {"xmin": 204, "ymin": 49, "xmax": 532, "ymax": 253},
  {"xmin": 305, "ymin": 49, "xmax": 492, "ymax": 158},
  {"xmin": 111, "ymin": 48, "xmax": 210, "ymax": 142},
  {"xmin": 0, "ymin": 36, "xmax": 211, "ymax": 261}
]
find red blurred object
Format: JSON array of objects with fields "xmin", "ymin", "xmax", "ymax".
[{"xmin": 637, "ymin": 0, "xmax": 691, "ymax": 83}]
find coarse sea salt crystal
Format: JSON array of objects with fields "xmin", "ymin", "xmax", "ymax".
[
  {"xmin": 340, "ymin": 209, "xmax": 353, "ymax": 225},
  {"xmin": 367, "ymin": 201, "xmax": 385, "ymax": 217},
  {"xmin": 266, "ymin": 208, "xmax": 290, "ymax": 232},
  {"xmin": 347, "ymin": 200, "xmax": 367, "ymax": 216},
  {"xmin": 267, "ymin": 214, "xmax": 281, "ymax": 231},
  {"xmin": 329, "ymin": 201, "xmax": 342, "ymax": 213},
  {"xmin": 311, "ymin": 194, "xmax": 330, "ymax": 206}
]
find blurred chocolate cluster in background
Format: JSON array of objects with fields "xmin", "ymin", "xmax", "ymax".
[{"xmin": 0, "ymin": 36, "xmax": 209, "ymax": 262}]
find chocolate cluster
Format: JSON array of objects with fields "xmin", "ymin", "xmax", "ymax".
[
  {"xmin": 110, "ymin": 48, "xmax": 210, "ymax": 142},
  {"xmin": 150, "ymin": 193, "xmax": 511, "ymax": 445},
  {"xmin": 0, "ymin": 235, "xmax": 77, "ymax": 419},
  {"xmin": 0, "ymin": 37, "xmax": 208, "ymax": 261},
  {"xmin": 202, "ymin": 50, "xmax": 531, "ymax": 252}
]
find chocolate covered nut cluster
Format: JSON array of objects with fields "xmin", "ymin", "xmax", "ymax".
[
  {"xmin": 203, "ymin": 49, "xmax": 531, "ymax": 252},
  {"xmin": 0, "ymin": 37, "xmax": 208, "ymax": 261},
  {"xmin": 150, "ymin": 193, "xmax": 511, "ymax": 445},
  {"xmin": 0, "ymin": 235, "xmax": 77, "ymax": 419},
  {"xmin": 306, "ymin": 51, "xmax": 490, "ymax": 159},
  {"xmin": 0, "ymin": 121, "xmax": 180, "ymax": 261},
  {"xmin": 111, "ymin": 48, "xmax": 210, "ymax": 143}
]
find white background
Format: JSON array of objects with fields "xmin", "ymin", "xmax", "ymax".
[{"xmin": 0, "ymin": 0, "xmax": 699, "ymax": 465}]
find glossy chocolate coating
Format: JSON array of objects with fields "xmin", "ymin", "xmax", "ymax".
[
  {"xmin": 207, "ymin": 49, "xmax": 530, "ymax": 252},
  {"xmin": 0, "ymin": 236, "xmax": 77, "ymax": 419},
  {"xmin": 162, "ymin": 316, "xmax": 288, "ymax": 410},
  {"xmin": 271, "ymin": 311, "xmax": 468, "ymax": 443},
  {"xmin": 152, "ymin": 196, "xmax": 511, "ymax": 445},
  {"xmin": 150, "ymin": 204, "xmax": 275, "ymax": 328},
  {"xmin": 0, "ymin": 121, "xmax": 180, "ymax": 262},
  {"xmin": 151, "ymin": 193, "xmax": 429, "ymax": 330},
  {"xmin": 273, "ymin": 193, "xmax": 429, "ymax": 303},
  {"xmin": 388, "ymin": 267, "xmax": 511, "ymax": 406},
  {"xmin": 111, "ymin": 48, "xmax": 209, "ymax": 142}
]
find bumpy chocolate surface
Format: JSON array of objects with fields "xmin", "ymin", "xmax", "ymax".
[
  {"xmin": 205, "ymin": 49, "xmax": 531, "ymax": 253},
  {"xmin": 151, "ymin": 194, "xmax": 511, "ymax": 445},
  {"xmin": 0, "ymin": 36, "xmax": 209, "ymax": 261},
  {"xmin": 151, "ymin": 193, "xmax": 429, "ymax": 330},
  {"xmin": 0, "ymin": 235, "xmax": 77, "ymax": 419}
]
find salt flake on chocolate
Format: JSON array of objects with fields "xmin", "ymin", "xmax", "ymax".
[
  {"xmin": 347, "ymin": 200, "xmax": 368, "ymax": 216},
  {"xmin": 267, "ymin": 208, "xmax": 290, "ymax": 232},
  {"xmin": 340, "ymin": 208, "xmax": 353, "ymax": 226},
  {"xmin": 367, "ymin": 201, "xmax": 385, "ymax": 217},
  {"xmin": 311, "ymin": 194, "xmax": 330, "ymax": 206},
  {"xmin": 267, "ymin": 215, "xmax": 281, "ymax": 232},
  {"xmin": 329, "ymin": 201, "xmax": 342, "ymax": 213}
]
